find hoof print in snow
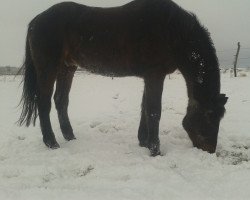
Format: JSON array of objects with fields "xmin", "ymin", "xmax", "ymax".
[
  {"xmin": 43, "ymin": 172, "xmax": 56, "ymax": 183},
  {"xmin": 3, "ymin": 170, "xmax": 20, "ymax": 179},
  {"xmin": 75, "ymin": 165, "xmax": 94, "ymax": 177},
  {"xmin": 112, "ymin": 93, "xmax": 119, "ymax": 99},
  {"xmin": 169, "ymin": 163, "xmax": 178, "ymax": 169},
  {"xmin": 17, "ymin": 136, "xmax": 26, "ymax": 140},
  {"xmin": 98, "ymin": 124, "xmax": 121, "ymax": 134},
  {"xmin": 90, "ymin": 121, "xmax": 102, "ymax": 129},
  {"xmin": 0, "ymin": 156, "xmax": 7, "ymax": 161},
  {"xmin": 163, "ymin": 130, "xmax": 171, "ymax": 135}
]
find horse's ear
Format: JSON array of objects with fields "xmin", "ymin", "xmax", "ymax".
[{"xmin": 218, "ymin": 94, "xmax": 228, "ymax": 106}]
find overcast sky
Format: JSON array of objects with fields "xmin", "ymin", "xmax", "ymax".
[{"xmin": 0, "ymin": 0, "xmax": 250, "ymax": 67}]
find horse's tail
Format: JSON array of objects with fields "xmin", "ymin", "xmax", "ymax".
[{"xmin": 18, "ymin": 30, "xmax": 38, "ymax": 127}]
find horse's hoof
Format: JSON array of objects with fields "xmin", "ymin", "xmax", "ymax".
[
  {"xmin": 139, "ymin": 141, "xmax": 148, "ymax": 148},
  {"xmin": 148, "ymin": 142, "xmax": 161, "ymax": 157},
  {"xmin": 63, "ymin": 134, "xmax": 76, "ymax": 141},
  {"xmin": 44, "ymin": 139, "xmax": 60, "ymax": 149}
]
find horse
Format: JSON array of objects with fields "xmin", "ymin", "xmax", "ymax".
[{"xmin": 18, "ymin": 0, "xmax": 228, "ymax": 156}]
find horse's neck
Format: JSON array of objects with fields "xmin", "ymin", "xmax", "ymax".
[{"xmin": 181, "ymin": 64, "xmax": 221, "ymax": 107}]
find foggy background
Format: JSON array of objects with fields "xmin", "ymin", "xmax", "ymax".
[{"xmin": 0, "ymin": 0, "xmax": 249, "ymax": 68}]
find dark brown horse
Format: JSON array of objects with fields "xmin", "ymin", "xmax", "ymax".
[{"xmin": 19, "ymin": 0, "xmax": 228, "ymax": 156}]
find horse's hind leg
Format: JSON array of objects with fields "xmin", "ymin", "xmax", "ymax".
[
  {"xmin": 141, "ymin": 73, "xmax": 165, "ymax": 156},
  {"xmin": 54, "ymin": 65, "xmax": 77, "ymax": 141},
  {"xmin": 36, "ymin": 67, "xmax": 59, "ymax": 149}
]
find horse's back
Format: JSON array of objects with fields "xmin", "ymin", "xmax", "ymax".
[{"xmin": 28, "ymin": 0, "xmax": 184, "ymax": 76}]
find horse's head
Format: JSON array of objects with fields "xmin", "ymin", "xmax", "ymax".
[{"xmin": 182, "ymin": 94, "xmax": 228, "ymax": 153}]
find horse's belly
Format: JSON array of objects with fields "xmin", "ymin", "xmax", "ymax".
[
  {"xmin": 67, "ymin": 37, "xmax": 172, "ymax": 77},
  {"xmin": 76, "ymin": 57, "xmax": 137, "ymax": 77}
]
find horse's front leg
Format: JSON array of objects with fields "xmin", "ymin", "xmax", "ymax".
[
  {"xmin": 142, "ymin": 74, "xmax": 165, "ymax": 156},
  {"xmin": 138, "ymin": 92, "xmax": 148, "ymax": 147}
]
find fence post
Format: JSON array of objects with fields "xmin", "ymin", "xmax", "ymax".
[{"xmin": 233, "ymin": 42, "xmax": 241, "ymax": 77}]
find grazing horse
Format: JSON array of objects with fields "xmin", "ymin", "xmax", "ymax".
[{"xmin": 19, "ymin": 0, "xmax": 228, "ymax": 156}]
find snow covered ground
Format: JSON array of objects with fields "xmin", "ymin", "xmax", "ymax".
[{"xmin": 0, "ymin": 70, "xmax": 250, "ymax": 200}]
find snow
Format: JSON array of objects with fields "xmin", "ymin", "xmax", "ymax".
[{"xmin": 0, "ymin": 71, "xmax": 250, "ymax": 200}]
